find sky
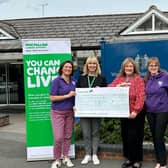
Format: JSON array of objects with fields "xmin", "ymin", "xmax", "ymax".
[{"xmin": 0, "ymin": 0, "xmax": 167, "ymax": 20}]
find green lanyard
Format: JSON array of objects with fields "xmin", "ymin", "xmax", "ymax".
[{"xmin": 87, "ymin": 76, "xmax": 96, "ymax": 88}]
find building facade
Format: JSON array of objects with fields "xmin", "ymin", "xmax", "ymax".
[{"xmin": 0, "ymin": 5, "xmax": 168, "ymax": 106}]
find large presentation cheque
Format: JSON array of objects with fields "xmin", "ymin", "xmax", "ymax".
[{"xmin": 75, "ymin": 87, "xmax": 129, "ymax": 118}]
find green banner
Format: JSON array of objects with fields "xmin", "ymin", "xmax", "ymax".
[{"xmin": 22, "ymin": 39, "xmax": 74, "ymax": 161}]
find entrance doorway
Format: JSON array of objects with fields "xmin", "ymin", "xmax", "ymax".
[{"xmin": 0, "ymin": 63, "xmax": 24, "ymax": 105}]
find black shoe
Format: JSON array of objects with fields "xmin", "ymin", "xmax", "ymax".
[
  {"xmin": 132, "ymin": 162, "xmax": 142, "ymax": 168},
  {"xmin": 121, "ymin": 160, "xmax": 133, "ymax": 168}
]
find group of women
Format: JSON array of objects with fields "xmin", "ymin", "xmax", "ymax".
[{"xmin": 50, "ymin": 55, "xmax": 168, "ymax": 168}]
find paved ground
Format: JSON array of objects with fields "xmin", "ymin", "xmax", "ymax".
[{"xmin": 0, "ymin": 113, "xmax": 156, "ymax": 168}]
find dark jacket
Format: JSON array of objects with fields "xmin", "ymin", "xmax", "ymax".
[{"xmin": 77, "ymin": 75, "xmax": 107, "ymax": 88}]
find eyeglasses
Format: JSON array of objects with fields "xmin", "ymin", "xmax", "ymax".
[{"xmin": 149, "ymin": 64, "xmax": 158, "ymax": 67}]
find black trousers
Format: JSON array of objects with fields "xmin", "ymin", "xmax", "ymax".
[
  {"xmin": 121, "ymin": 110, "xmax": 145, "ymax": 162},
  {"xmin": 147, "ymin": 112, "xmax": 168, "ymax": 166}
]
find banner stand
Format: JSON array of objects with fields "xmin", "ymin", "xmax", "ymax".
[{"xmin": 22, "ymin": 39, "xmax": 75, "ymax": 161}]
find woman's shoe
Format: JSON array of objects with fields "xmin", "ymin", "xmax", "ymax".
[
  {"xmin": 92, "ymin": 154, "xmax": 100, "ymax": 165},
  {"xmin": 62, "ymin": 157, "xmax": 74, "ymax": 167},
  {"xmin": 155, "ymin": 163, "xmax": 160, "ymax": 168},
  {"xmin": 121, "ymin": 160, "xmax": 133, "ymax": 168},
  {"xmin": 132, "ymin": 162, "xmax": 142, "ymax": 168},
  {"xmin": 81, "ymin": 155, "xmax": 91, "ymax": 164},
  {"xmin": 51, "ymin": 160, "xmax": 61, "ymax": 168}
]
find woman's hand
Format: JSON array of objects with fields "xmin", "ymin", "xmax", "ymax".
[
  {"xmin": 117, "ymin": 82, "xmax": 131, "ymax": 87},
  {"xmin": 73, "ymin": 106, "xmax": 77, "ymax": 113},
  {"xmin": 50, "ymin": 91, "xmax": 76, "ymax": 101},
  {"xmin": 129, "ymin": 111, "xmax": 137, "ymax": 119},
  {"xmin": 65, "ymin": 91, "xmax": 76, "ymax": 98}
]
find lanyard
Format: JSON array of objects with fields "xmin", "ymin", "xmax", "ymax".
[{"xmin": 87, "ymin": 76, "xmax": 96, "ymax": 88}]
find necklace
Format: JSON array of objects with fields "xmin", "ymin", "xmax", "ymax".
[{"xmin": 87, "ymin": 76, "xmax": 96, "ymax": 88}]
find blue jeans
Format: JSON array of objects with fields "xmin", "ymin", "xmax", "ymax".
[{"xmin": 147, "ymin": 112, "xmax": 168, "ymax": 166}]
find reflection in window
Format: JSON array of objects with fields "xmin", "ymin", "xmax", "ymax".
[
  {"xmin": 155, "ymin": 16, "xmax": 168, "ymax": 30},
  {"xmin": 125, "ymin": 13, "xmax": 168, "ymax": 35},
  {"xmin": 133, "ymin": 16, "xmax": 152, "ymax": 32},
  {"xmin": 0, "ymin": 32, "xmax": 6, "ymax": 37}
]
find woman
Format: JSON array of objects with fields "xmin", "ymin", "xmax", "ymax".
[
  {"xmin": 108, "ymin": 58, "xmax": 145, "ymax": 168},
  {"xmin": 50, "ymin": 60, "xmax": 76, "ymax": 168},
  {"xmin": 77, "ymin": 55, "xmax": 107, "ymax": 165},
  {"xmin": 145, "ymin": 57, "xmax": 168, "ymax": 168}
]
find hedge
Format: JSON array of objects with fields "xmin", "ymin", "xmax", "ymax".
[{"xmin": 74, "ymin": 117, "xmax": 168, "ymax": 144}]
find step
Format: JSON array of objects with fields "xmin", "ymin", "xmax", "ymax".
[{"xmin": 0, "ymin": 114, "xmax": 9, "ymax": 127}]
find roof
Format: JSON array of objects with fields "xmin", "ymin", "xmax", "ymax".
[
  {"xmin": 1, "ymin": 13, "xmax": 141, "ymax": 50},
  {"xmin": 0, "ymin": 21, "xmax": 19, "ymax": 39},
  {"xmin": 0, "ymin": 6, "xmax": 168, "ymax": 50}
]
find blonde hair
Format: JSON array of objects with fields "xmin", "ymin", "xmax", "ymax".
[
  {"xmin": 118, "ymin": 57, "xmax": 140, "ymax": 77},
  {"xmin": 144, "ymin": 57, "xmax": 162, "ymax": 81},
  {"xmin": 83, "ymin": 55, "xmax": 101, "ymax": 76}
]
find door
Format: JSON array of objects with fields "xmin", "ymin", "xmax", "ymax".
[
  {"xmin": 0, "ymin": 63, "xmax": 24, "ymax": 105},
  {"xmin": 8, "ymin": 63, "xmax": 24, "ymax": 104},
  {"xmin": 0, "ymin": 64, "xmax": 7, "ymax": 104}
]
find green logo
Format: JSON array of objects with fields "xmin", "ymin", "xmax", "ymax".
[{"xmin": 26, "ymin": 43, "xmax": 48, "ymax": 49}]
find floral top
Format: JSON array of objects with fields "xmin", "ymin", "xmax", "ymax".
[{"xmin": 108, "ymin": 75, "xmax": 145, "ymax": 113}]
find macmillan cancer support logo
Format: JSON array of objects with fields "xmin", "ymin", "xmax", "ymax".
[{"xmin": 25, "ymin": 42, "xmax": 48, "ymax": 49}]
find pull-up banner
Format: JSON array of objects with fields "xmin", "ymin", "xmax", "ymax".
[{"xmin": 22, "ymin": 39, "xmax": 75, "ymax": 161}]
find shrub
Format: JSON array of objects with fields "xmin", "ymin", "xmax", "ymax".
[{"xmin": 74, "ymin": 117, "xmax": 168, "ymax": 144}]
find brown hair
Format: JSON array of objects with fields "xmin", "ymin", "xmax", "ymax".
[
  {"xmin": 58, "ymin": 60, "xmax": 74, "ymax": 76},
  {"xmin": 118, "ymin": 57, "xmax": 139, "ymax": 77},
  {"xmin": 144, "ymin": 57, "xmax": 162, "ymax": 81}
]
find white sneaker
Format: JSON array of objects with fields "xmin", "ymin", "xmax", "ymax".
[
  {"xmin": 155, "ymin": 163, "xmax": 160, "ymax": 168},
  {"xmin": 51, "ymin": 160, "xmax": 61, "ymax": 168},
  {"xmin": 62, "ymin": 157, "xmax": 74, "ymax": 167},
  {"xmin": 92, "ymin": 154, "xmax": 100, "ymax": 165},
  {"xmin": 160, "ymin": 166, "xmax": 167, "ymax": 168},
  {"xmin": 81, "ymin": 155, "xmax": 91, "ymax": 164}
]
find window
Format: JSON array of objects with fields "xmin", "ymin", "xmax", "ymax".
[
  {"xmin": 0, "ymin": 32, "xmax": 6, "ymax": 37},
  {"xmin": 120, "ymin": 7, "xmax": 168, "ymax": 35},
  {"xmin": 133, "ymin": 16, "xmax": 152, "ymax": 32},
  {"xmin": 155, "ymin": 15, "xmax": 168, "ymax": 30},
  {"xmin": 0, "ymin": 28, "xmax": 14, "ymax": 39}
]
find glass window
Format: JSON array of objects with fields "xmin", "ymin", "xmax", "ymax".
[
  {"xmin": 155, "ymin": 16, "xmax": 168, "ymax": 30},
  {"xmin": 123, "ymin": 13, "xmax": 168, "ymax": 35},
  {"xmin": 0, "ymin": 63, "xmax": 24, "ymax": 105},
  {"xmin": 0, "ymin": 32, "xmax": 6, "ymax": 37},
  {"xmin": 8, "ymin": 63, "xmax": 25, "ymax": 104},
  {"xmin": 133, "ymin": 16, "xmax": 152, "ymax": 32},
  {"xmin": 0, "ymin": 64, "xmax": 7, "ymax": 104}
]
